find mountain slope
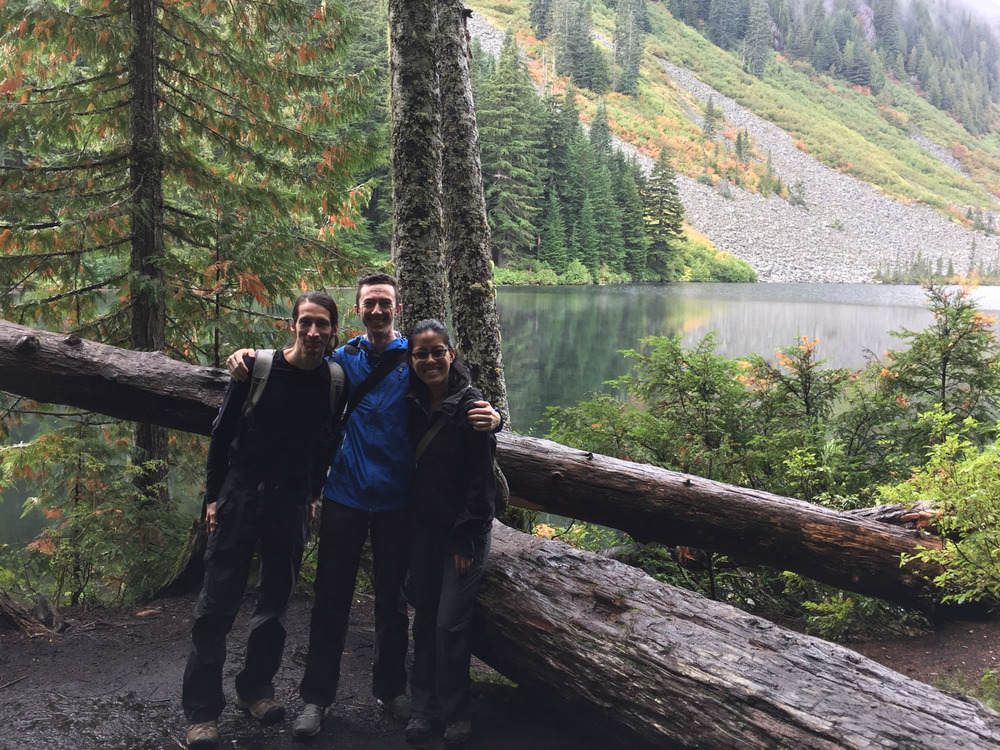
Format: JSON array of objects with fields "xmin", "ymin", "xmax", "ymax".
[{"xmin": 468, "ymin": 1, "xmax": 1000, "ymax": 282}]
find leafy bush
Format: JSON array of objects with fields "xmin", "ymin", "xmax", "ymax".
[
  {"xmin": 560, "ymin": 259, "xmax": 594, "ymax": 285},
  {"xmin": 884, "ymin": 413, "xmax": 1000, "ymax": 605},
  {"xmin": 1, "ymin": 421, "xmax": 190, "ymax": 606}
]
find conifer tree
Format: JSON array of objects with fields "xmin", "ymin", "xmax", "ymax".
[
  {"xmin": 543, "ymin": 86, "xmax": 587, "ymax": 240},
  {"xmin": 589, "ymin": 99, "xmax": 614, "ymax": 167},
  {"xmin": 744, "ymin": 0, "xmax": 771, "ymax": 79},
  {"xmin": 643, "ymin": 148, "xmax": 686, "ymax": 280},
  {"xmin": 703, "ymin": 95, "xmax": 720, "ymax": 138},
  {"xmin": 477, "ymin": 28, "xmax": 548, "ymax": 266},
  {"xmin": 613, "ymin": 0, "xmax": 644, "ymax": 96},
  {"xmin": 615, "ymin": 155, "xmax": 651, "ymax": 280},
  {"xmin": 590, "ymin": 163, "xmax": 626, "ymax": 272},
  {"xmin": 531, "ymin": 0, "xmax": 553, "ymax": 40},
  {"xmin": 539, "ymin": 191, "xmax": 570, "ymax": 274},
  {"xmin": 0, "ymin": 0, "xmax": 377, "ymax": 500},
  {"xmin": 572, "ymin": 195, "xmax": 600, "ymax": 272}
]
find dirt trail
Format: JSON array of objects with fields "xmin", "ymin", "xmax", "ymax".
[
  {"xmin": 3, "ymin": 589, "xmax": 1000, "ymax": 749},
  {"xmin": 0, "ymin": 592, "xmax": 602, "ymax": 750}
]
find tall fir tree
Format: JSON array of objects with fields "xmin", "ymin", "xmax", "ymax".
[
  {"xmin": 0, "ymin": 0, "xmax": 377, "ymax": 502},
  {"xmin": 571, "ymin": 194, "xmax": 600, "ymax": 271},
  {"xmin": 477, "ymin": 28, "xmax": 548, "ymax": 266},
  {"xmin": 615, "ymin": 154, "xmax": 652, "ymax": 281},
  {"xmin": 643, "ymin": 148, "xmax": 686, "ymax": 281},
  {"xmin": 744, "ymin": 0, "xmax": 771, "ymax": 78},
  {"xmin": 539, "ymin": 190, "xmax": 570, "ymax": 273},
  {"xmin": 613, "ymin": 0, "xmax": 644, "ymax": 96}
]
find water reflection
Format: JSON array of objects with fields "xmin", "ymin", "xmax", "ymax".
[{"xmin": 498, "ymin": 283, "xmax": 1000, "ymax": 434}]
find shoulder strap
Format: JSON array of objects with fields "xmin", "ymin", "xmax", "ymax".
[
  {"xmin": 415, "ymin": 413, "xmax": 450, "ymax": 462},
  {"xmin": 414, "ymin": 385, "xmax": 471, "ymax": 461},
  {"xmin": 326, "ymin": 360, "xmax": 346, "ymax": 421},
  {"xmin": 230, "ymin": 349, "xmax": 274, "ymax": 451},
  {"xmin": 242, "ymin": 349, "xmax": 274, "ymax": 420},
  {"xmin": 342, "ymin": 346, "xmax": 407, "ymax": 424}
]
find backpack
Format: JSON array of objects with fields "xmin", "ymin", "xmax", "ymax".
[{"xmin": 229, "ymin": 349, "xmax": 346, "ymax": 452}]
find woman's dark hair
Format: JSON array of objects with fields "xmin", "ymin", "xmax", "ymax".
[
  {"xmin": 292, "ymin": 291, "xmax": 339, "ymax": 352},
  {"xmin": 406, "ymin": 318, "xmax": 472, "ymax": 394}
]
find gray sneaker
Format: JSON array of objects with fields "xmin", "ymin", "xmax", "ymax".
[
  {"xmin": 237, "ymin": 696, "xmax": 285, "ymax": 725},
  {"xmin": 443, "ymin": 717, "xmax": 472, "ymax": 746},
  {"xmin": 377, "ymin": 694, "xmax": 412, "ymax": 722},
  {"xmin": 293, "ymin": 703, "xmax": 326, "ymax": 740},
  {"xmin": 185, "ymin": 720, "xmax": 219, "ymax": 749},
  {"xmin": 404, "ymin": 715, "xmax": 433, "ymax": 743}
]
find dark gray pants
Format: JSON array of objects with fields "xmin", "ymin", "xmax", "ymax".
[
  {"xmin": 408, "ymin": 528, "xmax": 491, "ymax": 722},
  {"xmin": 299, "ymin": 500, "xmax": 410, "ymax": 707},
  {"xmin": 182, "ymin": 469, "xmax": 308, "ymax": 722}
]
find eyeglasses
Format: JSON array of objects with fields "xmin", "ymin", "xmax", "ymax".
[{"xmin": 410, "ymin": 348, "xmax": 450, "ymax": 361}]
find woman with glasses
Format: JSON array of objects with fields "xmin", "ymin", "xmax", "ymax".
[{"xmin": 402, "ymin": 319, "xmax": 497, "ymax": 747}]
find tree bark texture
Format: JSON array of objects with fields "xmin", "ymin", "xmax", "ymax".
[
  {"xmin": 129, "ymin": 0, "xmax": 169, "ymax": 501},
  {"xmin": 474, "ymin": 523, "xmax": 1000, "ymax": 750},
  {"xmin": 0, "ymin": 318, "xmax": 944, "ymax": 608},
  {"xmin": 497, "ymin": 432, "xmax": 944, "ymax": 609},
  {"xmin": 0, "ymin": 590, "xmax": 48, "ymax": 636},
  {"xmin": 0, "ymin": 319, "xmax": 225, "ymax": 436},
  {"xmin": 437, "ymin": 2, "xmax": 509, "ymax": 423},
  {"xmin": 390, "ymin": 0, "xmax": 447, "ymax": 331}
]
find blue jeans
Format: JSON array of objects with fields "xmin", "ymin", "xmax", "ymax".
[
  {"xmin": 299, "ymin": 500, "xmax": 409, "ymax": 707},
  {"xmin": 408, "ymin": 527, "xmax": 491, "ymax": 722}
]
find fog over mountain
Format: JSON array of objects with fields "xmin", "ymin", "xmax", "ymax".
[{"xmin": 924, "ymin": 0, "xmax": 1000, "ymax": 26}]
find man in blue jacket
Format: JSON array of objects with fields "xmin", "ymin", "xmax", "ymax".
[{"xmin": 228, "ymin": 273, "xmax": 500, "ymax": 741}]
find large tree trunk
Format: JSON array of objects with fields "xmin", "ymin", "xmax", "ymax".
[
  {"xmin": 475, "ymin": 523, "xmax": 1000, "ymax": 750},
  {"xmin": 129, "ymin": 0, "xmax": 169, "ymax": 503},
  {"xmin": 2, "ymin": 320, "xmax": 996, "ymax": 746},
  {"xmin": 437, "ymin": 2, "xmax": 509, "ymax": 422},
  {"xmin": 390, "ymin": 0, "xmax": 447, "ymax": 330},
  {"xmin": 0, "ymin": 317, "xmax": 943, "ymax": 609}
]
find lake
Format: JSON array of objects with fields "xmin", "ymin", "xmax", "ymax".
[
  {"xmin": 498, "ymin": 282, "xmax": 1000, "ymax": 434},
  {"xmin": 4, "ymin": 282, "xmax": 998, "ymax": 545}
]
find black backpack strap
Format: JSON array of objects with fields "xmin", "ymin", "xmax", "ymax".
[
  {"xmin": 415, "ymin": 413, "xmax": 449, "ymax": 462},
  {"xmin": 341, "ymin": 346, "xmax": 407, "ymax": 424},
  {"xmin": 415, "ymin": 385, "xmax": 471, "ymax": 461}
]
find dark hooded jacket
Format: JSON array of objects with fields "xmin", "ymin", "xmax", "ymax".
[{"xmin": 406, "ymin": 367, "xmax": 496, "ymax": 559}]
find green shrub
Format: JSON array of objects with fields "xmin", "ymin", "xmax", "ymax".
[{"xmin": 560, "ymin": 259, "xmax": 594, "ymax": 285}]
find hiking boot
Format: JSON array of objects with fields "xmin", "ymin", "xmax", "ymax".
[
  {"xmin": 404, "ymin": 715, "xmax": 433, "ymax": 743},
  {"xmin": 293, "ymin": 703, "xmax": 326, "ymax": 740},
  {"xmin": 443, "ymin": 717, "xmax": 472, "ymax": 746},
  {"xmin": 377, "ymin": 693, "xmax": 412, "ymax": 722},
  {"xmin": 185, "ymin": 720, "xmax": 219, "ymax": 749},
  {"xmin": 237, "ymin": 696, "xmax": 285, "ymax": 725}
]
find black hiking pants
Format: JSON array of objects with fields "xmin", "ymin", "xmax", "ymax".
[
  {"xmin": 299, "ymin": 500, "xmax": 409, "ymax": 707},
  {"xmin": 182, "ymin": 466, "xmax": 309, "ymax": 723}
]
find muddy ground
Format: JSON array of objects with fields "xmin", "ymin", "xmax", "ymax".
[
  {"xmin": 1, "ymin": 590, "xmax": 999, "ymax": 750},
  {"xmin": 0, "ymin": 591, "xmax": 606, "ymax": 750}
]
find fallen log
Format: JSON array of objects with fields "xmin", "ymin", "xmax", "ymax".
[
  {"xmin": 474, "ymin": 523, "xmax": 1000, "ymax": 750},
  {"xmin": 0, "ymin": 317, "xmax": 943, "ymax": 608},
  {"xmin": 0, "ymin": 319, "xmax": 226, "ymax": 434},
  {"xmin": 2, "ymin": 318, "xmax": 998, "ymax": 746},
  {"xmin": 0, "ymin": 590, "xmax": 48, "ymax": 636},
  {"xmin": 499, "ymin": 432, "xmax": 942, "ymax": 608}
]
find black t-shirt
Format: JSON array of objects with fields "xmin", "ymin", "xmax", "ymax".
[{"xmin": 205, "ymin": 350, "xmax": 333, "ymax": 505}]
